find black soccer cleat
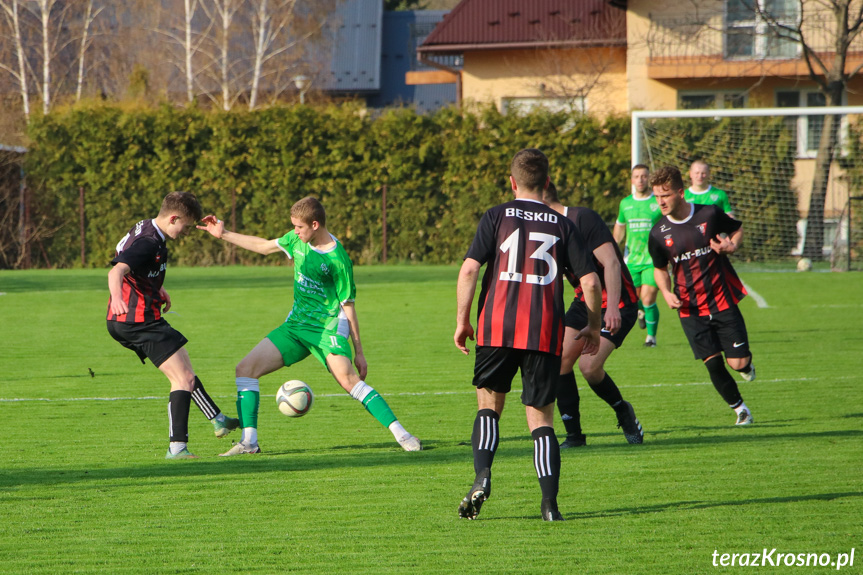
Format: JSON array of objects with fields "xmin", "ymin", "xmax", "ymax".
[
  {"xmin": 541, "ymin": 498, "xmax": 564, "ymax": 521},
  {"xmin": 559, "ymin": 433, "xmax": 587, "ymax": 449},
  {"xmin": 614, "ymin": 400, "xmax": 644, "ymax": 444},
  {"xmin": 458, "ymin": 469, "xmax": 491, "ymax": 520}
]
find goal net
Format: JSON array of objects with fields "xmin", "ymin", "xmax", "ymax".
[{"xmin": 632, "ymin": 107, "xmax": 863, "ymax": 271}]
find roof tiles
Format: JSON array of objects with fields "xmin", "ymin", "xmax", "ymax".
[{"xmin": 419, "ymin": 0, "xmax": 626, "ymax": 53}]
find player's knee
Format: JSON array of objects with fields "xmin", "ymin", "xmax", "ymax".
[
  {"xmin": 580, "ymin": 364, "xmax": 604, "ymax": 382},
  {"xmin": 171, "ymin": 371, "xmax": 195, "ymax": 391},
  {"xmin": 236, "ymin": 359, "xmax": 256, "ymax": 379},
  {"xmin": 727, "ymin": 355, "xmax": 751, "ymax": 372}
]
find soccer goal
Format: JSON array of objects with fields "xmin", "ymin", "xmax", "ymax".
[{"xmin": 632, "ymin": 106, "xmax": 863, "ymax": 271}]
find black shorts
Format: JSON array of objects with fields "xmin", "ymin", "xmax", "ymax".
[
  {"xmin": 679, "ymin": 307, "xmax": 750, "ymax": 360},
  {"xmin": 107, "ymin": 319, "xmax": 187, "ymax": 368},
  {"xmin": 564, "ymin": 300, "xmax": 638, "ymax": 349},
  {"xmin": 472, "ymin": 345, "xmax": 561, "ymax": 408}
]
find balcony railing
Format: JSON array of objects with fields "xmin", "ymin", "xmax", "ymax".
[{"xmin": 646, "ymin": 11, "xmax": 863, "ymax": 62}]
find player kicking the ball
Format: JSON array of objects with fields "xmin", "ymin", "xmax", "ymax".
[
  {"xmin": 198, "ymin": 196, "xmax": 421, "ymax": 455},
  {"xmin": 107, "ymin": 192, "xmax": 240, "ymax": 459}
]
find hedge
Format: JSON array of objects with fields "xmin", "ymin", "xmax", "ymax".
[{"xmin": 23, "ymin": 103, "xmax": 632, "ymax": 268}]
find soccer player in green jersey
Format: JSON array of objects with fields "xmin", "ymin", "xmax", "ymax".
[
  {"xmin": 686, "ymin": 160, "xmax": 735, "ymax": 217},
  {"xmin": 613, "ymin": 165, "xmax": 662, "ymax": 347},
  {"xmin": 198, "ymin": 197, "xmax": 421, "ymax": 455}
]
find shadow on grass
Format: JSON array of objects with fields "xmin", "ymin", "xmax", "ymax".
[
  {"xmin": 0, "ymin": 440, "xmax": 457, "ymax": 490},
  {"xmin": 496, "ymin": 428, "xmax": 863, "ymax": 455},
  {"xmin": 567, "ymin": 491, "xmax": 863, "ymax": 520}
]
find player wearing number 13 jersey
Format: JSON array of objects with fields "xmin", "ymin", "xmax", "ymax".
[{"xmin": 455, "ymin": 148, "xmax": 602, "ymax": 522}]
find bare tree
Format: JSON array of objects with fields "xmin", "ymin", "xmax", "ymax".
[
  {"xmin": 200, "ymin": 0, "xmax": 243, "ymax": 110},
  {"xmin": 24, "ymin": 0, "xmax": 65, "ymax": 114},
  {"xmin": 750, "ymin": 0, "xmax": 863, "ymax": 260},
  {"xmin": 153, "ymin": 0, "xmax": 211, "ymax": 103},
  {"xmin": 74, "ymin": 0, "xmax": 102, "ymax": 102},
  {"xmin": 648, "ymin": 1, "xmax": 863, "ymax": 260},
  {"xmin": 248, "ymin": 0, "xmax": 322, "ymax": 109},
  {"xmin": 0, "ymin": 0, "xmax": 31, "ymax": 120}
]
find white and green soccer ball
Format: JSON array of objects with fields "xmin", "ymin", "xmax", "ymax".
[
  {"xmin": 796, "ymin": 257, "xmax": 812, "ymax": 272},
  {"xmin": 276, "ymin": 380, "xmax": 314, "ymax": 417}
]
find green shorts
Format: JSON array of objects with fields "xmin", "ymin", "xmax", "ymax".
[
  {"xmin": 266, "ymin": 321, "xmax": 352, "ymax": 369},
  {"xmin": 628, "ymin": 264, "xmax": 657, "ymax": 289}
]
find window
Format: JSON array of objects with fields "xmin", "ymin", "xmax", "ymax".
[
  {"xmin": 679, "ymin": 92, "xmax": 747, "ymax": 109},
  {"xmin": 725, "ymin": 0, "xmax": 799, "ymax": 59},
  {"xmin": 776, "ymin": 90, "xmax": 845, "ymax": 158}
]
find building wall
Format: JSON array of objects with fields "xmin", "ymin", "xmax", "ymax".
[
  {"xmin": 461, "ymin": 46, "xmax": 628, "ymax": 115},
  {"xmin": 627, "ymin": 0, "xmax": 863, "ymax": 221}
]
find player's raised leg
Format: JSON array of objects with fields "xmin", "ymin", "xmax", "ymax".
[
  {"xmin": 220, "ymin": 338, "xmax": 284, "ymax": 456},
  {"xmin": 189, "ymin": 376, "xmax": 240, "ymax": 438},
  {"xmin": 328, "ymin": 354, "xmax": 422, "ymax": 451}
]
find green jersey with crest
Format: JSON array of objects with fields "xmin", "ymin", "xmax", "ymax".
[
  {"xmin": 685, "ymin": 186, "xmax": 733, "ymax": 215},
  {"xmin": 276, "ymin": 231, "xmax": 356, "ymax": 334},
  {"xmin": 617, "ymin": 193, "xmax": 662, "ymax": 269}
]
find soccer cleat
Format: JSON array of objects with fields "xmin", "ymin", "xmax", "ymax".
[
  {"xmin": 643, "ymin": 336, "xmax": 657, "ymax": 348},
  {"xmin": 213, "ymin": 416, "xmax": 240, "ymax": 438},
  {"xmin": 397, "ymin": 433, "xmax": 422, "ymax": 452},
  {"xmin": 740, "ymin": 365, "xmax": 756, "ymax": 382},
  {"xmin": 637, "ymin": 309, "xmax": 646, "ymax": 329},
  {"xmin": 165, "ymin": 447, "xmax": 198, "ymax": 459},
  {"xmin": 541, "ymin": 498, "xmax": 564, "ymax": 521},
  {"xmin": 219, "ymin": 441, "xmax": 262, "ymax": 457},
  {"xmin": 735, "ymin": 409, "xmax": 754, "ymax": 425},
  {"xmin": 559, "ymin": 433, "xmax": 587, "ymax": 449},
  {"xmin": 614, "ymin": 401, "xmax": 644, "ymax": 444},
  {"xmin": 458, "ymin": 470, "xmax": 490, "ymax": 520}
]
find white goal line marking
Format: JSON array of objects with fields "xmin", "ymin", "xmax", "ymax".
[
  {"xmin": 741, "ymin": 280, "xmax": 769, "ymax": 308},
  {"xmin": 0, "ymin": 376, "xmax": 838, "ymax": 403}
]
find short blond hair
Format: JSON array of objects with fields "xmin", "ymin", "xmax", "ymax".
[{"xmin": 290, "ymin": 196, "xmax": 326, "ymax": 226}]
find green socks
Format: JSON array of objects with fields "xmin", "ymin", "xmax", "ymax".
[
  {"xmin": 644, "ymin": 303, "xmax": 659, "ymax": 338},
  {"xmin": 350, "ymin": 381, "xmax": 397, "ymax": 428},
  {"xmin": 237, "ymin": 390, "xmax": 260, "ymax": 429}
]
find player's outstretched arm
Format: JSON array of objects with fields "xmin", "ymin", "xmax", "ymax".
[
  {"xmin": 454, "ymin": 258, "xmax": 480, "ymax": 355},
  {"xmin": 197, "ymin": 215, "xmax": 283, "ymax": 255},
  {"xmin": 342, "ymin": 302, "xmax": 368, "ymax": 380}
]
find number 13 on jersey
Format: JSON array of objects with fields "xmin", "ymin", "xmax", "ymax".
[{"xmin": 498, "ymin": 229, "xmax": 560, "ymax": 286}]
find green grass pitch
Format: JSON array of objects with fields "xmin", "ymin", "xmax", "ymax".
[{"xmin": 0, "ymin": 266, "xmax": 860, "ymax": 574}]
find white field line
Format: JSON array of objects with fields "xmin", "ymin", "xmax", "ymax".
[
  {"xmin": 0, "ymin": 376, "xmax": 843, "ymax": 403},
  {"xmin": 741, "ymin": 280, "xmax": 769, "ymax": 308}
]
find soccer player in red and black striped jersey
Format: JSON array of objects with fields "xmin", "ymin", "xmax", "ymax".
[
  {"xmin": 454, "ymin": 149, "xmax": 602, "ymax": 522},
  {"xmin": 542, "ymin": 182, "xmax": 644, "ymax": 448},
  {"xmin": 647, "ymin": 166, "xmax": 756, "ymax": 426},
  {"xmin": 107, "ymin": 192, "xmax": 239, "ymax": 458}
]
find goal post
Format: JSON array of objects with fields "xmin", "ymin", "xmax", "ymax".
[{"xmin": 632, "ymin": 106, "xmax": 863, "ymax": 270}]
